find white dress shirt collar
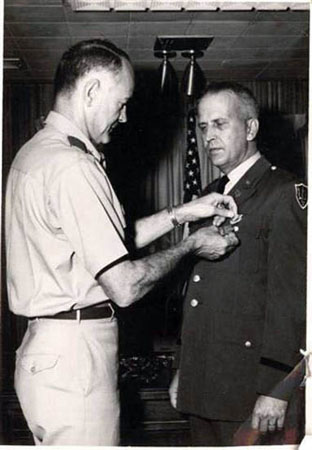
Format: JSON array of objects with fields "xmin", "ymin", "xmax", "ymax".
[{"xmin": 223, "ymin": 151, "xmax": 261, "ymax": 194}]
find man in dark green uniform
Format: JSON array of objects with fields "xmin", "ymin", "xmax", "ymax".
[{"xmin": 169, "ymin": 81, "xmax": 307, "ymax": 446}]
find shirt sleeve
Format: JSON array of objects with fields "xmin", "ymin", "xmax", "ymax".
[
  {"xmin": 49, "ymin": 158, "xmax": 129, "ymax": 278},
  {"xmin": 256, "ymin": 182, "xmax": 307, "ymax": 399}
]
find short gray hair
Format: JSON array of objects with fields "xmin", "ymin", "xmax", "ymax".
[
  {"xmin": 199, "ymin": 81, "xmax": 259, "ymax": 120},
  {"xmin": 54, "ymin": 39, "xmax": 130, "ymax": 98}
]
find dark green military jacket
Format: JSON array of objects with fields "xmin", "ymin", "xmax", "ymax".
[{"xmin": 176, "ymin": 156, "xmax": 307, "ymax": 421}]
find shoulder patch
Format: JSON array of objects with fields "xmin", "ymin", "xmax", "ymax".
[{"xmin": 295, "ymin": 183, "xmax": 308, "ymax": 209}]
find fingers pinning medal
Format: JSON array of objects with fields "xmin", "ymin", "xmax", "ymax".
[
  {"xmin": 218, "ymin": 211, "xmax": 242, "ymax": 255},
  {"xmin": 214, "ymin": 201, "xmax": 242, "ymax": 251},
  {"xmin": 218, "ymin": 214, "xmax": 243, "ymax": 236}
]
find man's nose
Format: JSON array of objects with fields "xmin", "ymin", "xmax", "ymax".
[
  {"xmin": 203, "ymin": 127, "xmax": 215, "ymax": 145},
  {"xmin": 118, "ymin": 105, "xmax": 127, "ymax": 123}
]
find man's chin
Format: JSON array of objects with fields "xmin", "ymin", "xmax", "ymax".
[
  {"xmin": 99, "ymin": 134, "xmax": 111, "ymax": 145},
  {"xmin": 209, "ymin": 153, "xmax": 225, "ymax": 167}
]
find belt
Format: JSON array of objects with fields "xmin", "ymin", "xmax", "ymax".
[{"xmin": 30, "ymin": 302, "xmax": 115, "ymax": 321}]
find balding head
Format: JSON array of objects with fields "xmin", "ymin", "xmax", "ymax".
[
  {"xmin": 53, "ymin": 40, "xmax": 134, "ymax": 145},
  {"xmin": 53, "ymin": 39, "xmax": 131, "ymax": 100}
]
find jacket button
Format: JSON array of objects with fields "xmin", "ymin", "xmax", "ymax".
[
  {"xmin": 244, "ymin": 341, "xmax": 252, "ymax": 348},
  {"xmin": 30, "ymin": 365, "xmax": 36, "ymax": 373},
  {"xmin": 193, "ymin": 274, "xmax": 201, "ymax": 283},
  {"xmin": 190, "ymin": 299, "xmax": 199, "ymax": 307}
]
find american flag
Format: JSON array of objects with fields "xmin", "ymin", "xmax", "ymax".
[{"xmin": 183, "ymin": 108, "xmax": 202, "ymax": 203}]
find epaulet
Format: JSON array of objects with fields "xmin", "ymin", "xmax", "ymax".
[
  {"xmin": 270, "ymin": 165, "xmax": 308, "ymax": 209},
  {"xmin": 269, "ymin": 164, "xmax": 298, "ymax": 183},
  {"xmin": 68, "ymin": 136, "xmax": 88, "ymax": 153}
]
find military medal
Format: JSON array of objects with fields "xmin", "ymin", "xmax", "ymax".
[{"xmin": 230, "ymin": 214, "xmax": 243, "ymax": 225}]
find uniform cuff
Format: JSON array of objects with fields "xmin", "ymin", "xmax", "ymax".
[{"xmin": 256, "ymin": 357, "xmax": 300, "ymax": 401}]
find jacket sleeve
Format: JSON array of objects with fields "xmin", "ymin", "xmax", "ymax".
[{"xmin": 256, "ymin": 182, "xmax": 307, "ymax": 400}]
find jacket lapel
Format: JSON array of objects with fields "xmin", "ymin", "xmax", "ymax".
[
  {"xmin": 189, "ymin": 157, "xmax": 272, "ymax": 234},
  {"xmin": 227, "ymin": 157, "xmax": 271, "ymax": 208}
]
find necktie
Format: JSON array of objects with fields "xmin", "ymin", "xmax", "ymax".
[{"xmin": 217, "ymin": 175, "xmax": 229, "ymax": 194}]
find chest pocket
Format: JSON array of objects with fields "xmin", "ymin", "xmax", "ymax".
[{"xmin": 238, "ymin": 214, "xmax": 270, "ymax": 273}]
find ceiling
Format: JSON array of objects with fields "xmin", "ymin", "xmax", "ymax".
[{"xmin": 3, "ymin": 0, "xmax": 310, "ymax": 82}]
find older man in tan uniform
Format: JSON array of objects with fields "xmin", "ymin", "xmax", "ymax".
[{"xmin": 5, "ymin": 39, "xmax": 239, "ymax": 446}]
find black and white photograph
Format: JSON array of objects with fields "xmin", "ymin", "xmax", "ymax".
[{"xmin": 1, "ymin": 0, "xmax": 310, "ymax": 447}]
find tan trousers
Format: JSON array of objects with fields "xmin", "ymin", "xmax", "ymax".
[{"xmin": 15, "ymin": 316, "xmax": 120, "ymax": 445}]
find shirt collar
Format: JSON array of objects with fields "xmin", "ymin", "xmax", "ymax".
[
  {"xmin": 226, "ymin": 151, "xmax": 261, "ymax": 186},
  {"xmin": 45, "ymin": 111, "xmax": 105, "ymax": 165}
]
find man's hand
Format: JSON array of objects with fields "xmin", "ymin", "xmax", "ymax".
[
  {"xmin": 188, "ymin": 225, "xmax": 239, "ymax": 260},
  {"xmin": 169, "ymin": 370, "xmax": 180, "ymax": 409},
  {"xmin": 134, "ymin": 193, "xmax": 239, "ymax": 249},
  {"xmin": 176, "ymin": 193, "xmax": 238, "ymax": 223},
  {"xmin": 251, "ymin": 395, "xmax": 288, "ymax": 433}
]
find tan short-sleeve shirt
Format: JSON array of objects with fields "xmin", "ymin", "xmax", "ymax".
[{"xmin": 5, "ymin": 111, "xmax": 128, "ymax": 317}]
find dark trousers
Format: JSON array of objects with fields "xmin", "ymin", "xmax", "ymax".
[{"xmin": 189, "ymin": 415, "xmax": 242, "ymax": 446}]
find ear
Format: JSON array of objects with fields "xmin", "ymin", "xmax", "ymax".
[
  {"xmin": 246, "ymin": 118, "xmax": 259, "ymax": 141},
  {"xmin": 84, "ymin": 78, "xmax": 100, "ymax": 107}
]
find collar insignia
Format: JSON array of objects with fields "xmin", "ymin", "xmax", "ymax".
[{"xmin": 233, "ymin": 188, "xmax": 242, "ymax": 198}]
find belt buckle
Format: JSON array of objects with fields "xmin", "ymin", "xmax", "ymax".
[
  {"xmin": 107, "ymin": 302, "xmax": 115, "ymax": 321},
  {"xmin": 75, "ymin": 303, "xmax": 115, "ymax": 322}
]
